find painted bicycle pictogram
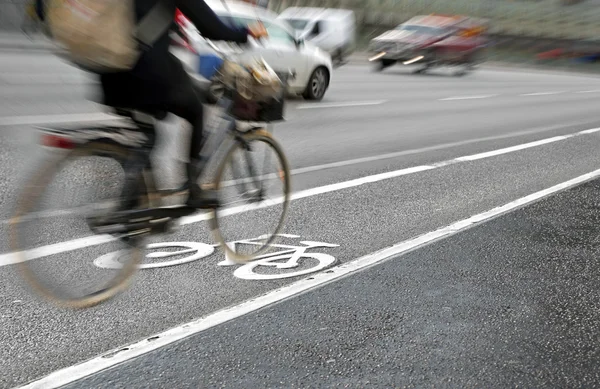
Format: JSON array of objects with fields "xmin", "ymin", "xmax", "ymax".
[{"xmin": 93, "ymin": 234, "xmax": 339, "ymax": 280}]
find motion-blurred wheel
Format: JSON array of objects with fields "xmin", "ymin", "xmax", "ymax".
[{"xmin": 303, "ymin": 67, "xmax": 329, "ymax": 101}]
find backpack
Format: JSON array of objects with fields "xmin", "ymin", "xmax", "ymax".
[{"xmin": 33, "ymin": 0, "xmax": 175, "ymax": 73}]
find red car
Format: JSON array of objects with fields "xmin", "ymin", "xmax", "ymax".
[{"xmin": 368, "ymin": 14, "xmax": 488, "ymax": 75}]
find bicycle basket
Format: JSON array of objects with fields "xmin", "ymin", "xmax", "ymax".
[{"xmin": 218, "ymin": 59, "xmax": 286, "ymax": 122}]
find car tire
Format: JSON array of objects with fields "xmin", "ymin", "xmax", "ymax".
[
  {"xmin": 374, "ymin": 59, "xmax": 395, "ymax": 72},
  {"xmin": 303, "ymin": 67, "xmax": 329, "ymax": 101}
]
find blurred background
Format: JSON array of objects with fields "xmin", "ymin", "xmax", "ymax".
[{"xmin": 1, "ymin": 0, "xmax": 599, "ymax": 69}]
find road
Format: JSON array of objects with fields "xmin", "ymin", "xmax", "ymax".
[{"xmin": 1, "ymin": 50, "xmax": 600, "ymax": 388}]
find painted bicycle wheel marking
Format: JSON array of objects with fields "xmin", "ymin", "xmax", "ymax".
[
  {"xmin": 94, "ymin": 242, "xmax": 215, "ymax": 270},
  {"xmin": 92, "ymin": 235, "xmax": 339, "ymax": 280}
]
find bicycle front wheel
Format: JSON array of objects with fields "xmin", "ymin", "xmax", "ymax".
[
  {"xmin": 9, "ymin": 142, "xmax": 146, "ymax": 309},
  {"xmin": 210, "ymin": 129, "xmax": 291, "ymax": 263}
]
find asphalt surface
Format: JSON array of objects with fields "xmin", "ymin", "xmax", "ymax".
[
  {"xmin": 1, "ymin": 49, "xmax": 600, "ymax": 388},
  {"xmin": 66, "ymin": 177, "xmax": 600, "ymax": 389}
]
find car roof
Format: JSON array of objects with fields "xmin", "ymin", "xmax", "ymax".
[
  {"xmin": 204, "ymin": 0, "xmax": 296, "ymax": 34},
  {"xmin": 278, "ymin": 7, "xmax": 353, "ymax": 20},
  {"xmin": 405, "ymin": 14, "xmax": 466, "ymax": 28},
  {"xmin": 404, "ymin": 14, "xmax": 488, "ymax": 30},
  {"xmin": 205, "ymin": 0, "xmax": 279, "ymax": 20}
]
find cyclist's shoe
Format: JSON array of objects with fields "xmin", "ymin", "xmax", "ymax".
[
  {"xmin": 186, "ymin": 185, "xmax": 219, "ymax": 209},
  {"xmin": 185, "ymin": 159, "xmax": 219, "ymax": 209}
]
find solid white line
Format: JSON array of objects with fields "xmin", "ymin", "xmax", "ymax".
[
  {"xmin": 0, "ymin": 113, "xmax": 122, "ymax": 127},
  {"xmin": 16, "ymin": 167, "xmax": 600, "ymax": 389},
  {"xmin": 2, "ymin": 126, "xmax": 600, "ymax": 267},
  {"xmin": 575, "ymin": 90, "xmax": 600, "ymax": 94},
  {"xmin": 520, "ymin": 91, "xmax": 563, "ymax": 96},
  {"xmin": 289, "ymin": 121, "xmax": 599, "ymax": 175},
  {"xmin": 579, "ymin": 128, "xmax": 600, "ymax": 135},
  {"xmin": 296, "ymin": 100, "xmax": 387, "ymax": 109},
  {"xmin": 3, "ymin": 120, "xmax": 591, "ymax": 226},
  {"xmin": 439, "ymin": 95, "xmax": 497, "ymax": 101},
  {"xmin": 454, "ymin": 136, "xmax": 568, "ymax": 162}
]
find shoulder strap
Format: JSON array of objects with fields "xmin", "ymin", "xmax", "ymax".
[{"xmin": 134, "ymin": 0, "xmax": 177, "ymax": 49}]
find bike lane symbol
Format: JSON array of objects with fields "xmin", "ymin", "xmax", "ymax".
[
  {"xmin": 219, "ymin": 235, "xmax": 340, "ymax": 280},
  {"xmin": 93, "ymin": 235, "xmax": 339, "ymax": 280}
]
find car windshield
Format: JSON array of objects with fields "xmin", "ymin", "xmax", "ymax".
[
  {"xmin": 284, "ymin": 18, "xmax": 310, "ymax": 31},
  {"xmin": 396, "ymin": 24, "xmax": 447, "ymax": 36},
  {"xmin": 219, "ymin": 15, "xmax": 253, "ymax": 29}
]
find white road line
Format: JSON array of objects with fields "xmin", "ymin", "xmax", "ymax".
[
  {"xmin": 579, "ymin": 128, "xmax": 600, "ymax": 135},
  {"xmin": 2, "ymin": 120, "xmax": 593, "ymax": 227},
  {"xmin": 0, "ymin": 112, "xmax": 121, "ymax": 127},
  {"xmin": 2, "ymin": 126, "xmax": 599, "ymax": 267},
  {"xmin": 16, "ymin": 167, "xmax": 600, "ymax": 389},
  {"xmin": 575, "ymin": 90, "xmax": 600, "ymax": 94},
  {"xmin": 289, "ymin": 120, "xmax": 599, "ymax": 175},
  {"xmin": 439, "ymin": 95, "xmax": 498, "ymax": 101},
  {"xmin": 520, "ymin": 91, "xmax": 563, "ymax": 96},
  {"xmin": 296, "ymin": 100, "xmax": 387, "ymax": 109},
  {"xmin": 455, "ymin": 136, "xmax": 568, "ymax": 161}
]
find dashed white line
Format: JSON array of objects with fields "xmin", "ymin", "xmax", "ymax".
[
  {"xmin": 2, "ymin": 126, "xmax": 599, "ymax": 268},
  {"xmin": 0, "ymin": 112, "xmax": 121, "ymax": 127},
  {"xmin": 439, "ymin": 95, "xmax": 498, "ymax": 101},
  {"xmin": 296, "ymin": 100, "xmax": 387, "ymax": 109},
  {"xmin": 520, "ymin": 91, "xmax": 563, "ymax": 96},
  {"xmin": 16, "ymin": 167, "xmax": 600, "ymax": 389},
  {"xmin": 575, "ymin": 90, "xmax": 600, "ymax": 94}
]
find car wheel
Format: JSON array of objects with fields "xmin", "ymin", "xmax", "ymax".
[
  {"xmin": 303, "ymin": 67, "xmax": 329, "ymax": 101},
  {"xmin": 374, "ymin": 59, "xmax": 395, "ymax": 72}
]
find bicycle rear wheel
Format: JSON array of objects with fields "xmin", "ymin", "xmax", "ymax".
[
  {"xmin": 210, "ymin": 129, "xmax": 291, "ymax": 263},
  {"xmin": 10, "ymin": 142, "xmax": 147, "ymax": 309}
]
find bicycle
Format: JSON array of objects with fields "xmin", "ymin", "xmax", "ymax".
[{"xmin": 9, "ymin": 40, "xmax": 293, "ymax": 309}]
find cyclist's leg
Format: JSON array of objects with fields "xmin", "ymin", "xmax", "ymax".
[{"xmin": 164, "ymin": 54, "xmax": 218, "ymax": 208}]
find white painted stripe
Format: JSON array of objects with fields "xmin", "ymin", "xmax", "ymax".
[
  {"xmin": 296, "ymin": 100, "xmax": 387, "ymax": 109},
  {"xmin": 0, "ymin": 113, "xmax": 121, "ymax": 127},
  {"xmin": 2, "ymin": 126, "xmax": 599, "ymax": 267},
  {"xmin": 579, "ymin": 128, "xmax": 600, "ymax": 135},
  {"xmin": 520, "ymin": 91, "xmax": 563, "ymax": 96},
  {"xmin": 16, "ymin": 167, "xmax": 600, "ymax": 389},
  {"xmin": 575, "ymin": 89, "xmax": 600, "ymax": 94},
  {"xmin": 439, "ymin": 95, "xmax": 497, "ymax": 101},
  {"xmin": 289, "ymin": 121, "xmax": 599, "ymax": 175},
  {"xmin": 455, "ymin": 136, "xmax": 568, "ymax": 162}
]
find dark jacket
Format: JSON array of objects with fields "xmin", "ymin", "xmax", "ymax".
[{"xmin": 99, "ymin": 0, "xmax": 249, "ymax": 110}]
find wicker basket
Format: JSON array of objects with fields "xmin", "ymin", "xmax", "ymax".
[{"xmin": 217, "ymin": 59, "xmax": 286, "ymax": 122}]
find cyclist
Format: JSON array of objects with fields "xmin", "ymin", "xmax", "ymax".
[
  {"xmin": 97, "ymin": 1, "xmax": 266, "ymax": 208},
  {"xmin": 99, "ymin": 0, "xmax": 267, "ymax": 208}
]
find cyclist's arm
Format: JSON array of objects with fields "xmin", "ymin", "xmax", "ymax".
[{"xmin": 175, "ymin": 0, "xmax": 249, "ymax": 43}]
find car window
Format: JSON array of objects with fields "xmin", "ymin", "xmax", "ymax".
[
  {"xmin": 264, "ymin": 22, "xmax": 297, "ymax": 46},
  {"xmin": 218, "ymin": 15, "xmax": 296, "ymax": 46},
  {"xmin": 285, "ymin": 18, "xmax": 309, "ymax": 31},
  {"xmin": 396, "ymin": 24, "xmax": 448, "ymax": 36}
]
